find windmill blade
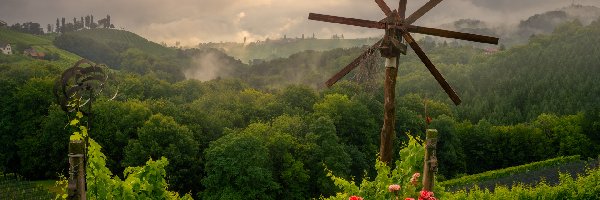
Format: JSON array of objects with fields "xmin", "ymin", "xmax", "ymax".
[
  {"xmin": 325, "ymin": 39, "xmax": 383, "ymax": 87},
  {"xmin": 375, "ymin": 0, "xmax": 393, "ymax": 16},
  {"xmin": 407, "ymin": 25, "xmax": 499, "ymax": 44},
  {"xmin": 404, "ymin": 0, "xmax": 443, "ymax": 25},
  {"xmin": 402, "ymin": 33, "xmax": 462, "ymax": 105},
  {"xmin": 398, "ymin": 0, "xmax": 407, "ymax": 19},
  {"xmin": 309, "ymin": 13, "xmax": 385, "ymax": 29}
]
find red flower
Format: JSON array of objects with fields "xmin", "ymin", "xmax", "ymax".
[
  {"xmin": 418, "ymin": 190, "xmax": 435, "ymax": 200},
  {"xmin": 349, "ymin": 195, "xmax": 364, "ymax": 200},
  {"xmin": 405, "ymin": 198, "xmax": 415, "ymax": 200},
  {"xmin": 388, "ymin": 184, "xmax": 401, "ymax": 192},
  {"xmin": 426, "ymin": 116, "xmax": 432, "ymax": 124}
]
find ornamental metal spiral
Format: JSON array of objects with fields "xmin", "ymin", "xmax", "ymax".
[{"xmin": 53, "ymin": 59, "xmax": 117, "ymax": 115}]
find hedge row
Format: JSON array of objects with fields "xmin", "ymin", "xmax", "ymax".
[{"xmin": 440, "ymin": 155, "xmax": 581, "ymax": 189}]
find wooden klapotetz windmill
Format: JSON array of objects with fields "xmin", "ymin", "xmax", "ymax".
[{"xmin": 308, "ymin": 0, "xmax": 499, "ymax": 163}]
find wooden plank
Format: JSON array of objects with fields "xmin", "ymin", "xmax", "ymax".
[
  {"xmin": 375, "ymin": 0, "xmax": 393, "ymax": 16},
  {"xmin": 325, "ymin": 39, "xmax": 382, "ymax": 87},
  {"xmin": 407, "ymin": 25, "xmax": 499, "ymax": 44},
  {"xmin": 403, "ymin": 33, "xmax": 462, "ymax": 105},
  {"xmin": 404, "ymin": 0, "xmax": 443, "ymax": 25},
  {"xmin": 308, "ymin": 13, "xmax": 385, "ymax": 29}
]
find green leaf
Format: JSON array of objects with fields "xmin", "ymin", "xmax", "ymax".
[{"xmin": 70, "ymin": 134, "xmax": 82, "ymax": 141}]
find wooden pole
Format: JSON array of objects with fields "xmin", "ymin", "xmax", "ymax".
[
  {"xmin": 68, "ymin": 140, "xmax": 86, "ymax": 200},
  {"xmin": 422, "ymin": 129, "xmax": 438, "ymax": 191},
  {"xmin": 379, "ymin": 57, "xmax": 399, "ymax": 164}
]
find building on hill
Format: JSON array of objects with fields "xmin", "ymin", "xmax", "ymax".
[
  {"xmin": 23, "ymin": 48, "xmax": 45, "ymax": 58},
  {"xmin": 0, "ymin": 43, "xmax": 12, "ymax": 55}
]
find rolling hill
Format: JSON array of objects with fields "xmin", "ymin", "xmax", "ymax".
[
  {"xmin": 0, "ymin": 28, "xmax": 81, "ymax": 66},
  {"xmin": 53, "ymin": 28, "xmax": 178, "ymax": 68}
]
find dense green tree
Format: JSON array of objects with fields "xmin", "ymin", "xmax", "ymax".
[
  {"xmin": 202, "ymin": 124, "xmax": 279, "ymax": 200},
  {"xmin": 275, "ymin": 85, "xmax": 318, "ymax": 115},
  {"xmin": 122, "ymin": 114, "xmax": 201, "ymax": 194},
  {"xmin": 313, "ymin": 93, "xmax": 379, "ymax": 181},
  {"xmin": 91, "ymin": 100, "xmax": 152, "ymax": 173},
  {"xmin": 17, "ymin": 105, "xmax": 69, "ymax": 178}
]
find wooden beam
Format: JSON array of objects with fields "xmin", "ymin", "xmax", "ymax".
[
  {"xmin": 379, "ymin": 57, "xmax": 398, "ymax": 164},
  {"xmin": 68, "ymin": 140, "xmax": 86, "ymax": 200},
  {"xmin": 422, "ymin": 129, "xmax": 438, "ymax": 191}
]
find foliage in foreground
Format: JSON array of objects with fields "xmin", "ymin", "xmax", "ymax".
[
  {"xmin": 324, "ymin": 134, "xmax": 600, "ymax": 200},
  {"xmin": 322, "ymin": 135, "xmax": 445, "ymax": 200},
  {"xmin": 56, "ymin": 112, "xmax": 192, "ymax": 200},
  {"xmin": 440, "ymin": 155, "xmax": 581, "ymax": 189},
  {"xmin": 446, "ymin": 167, "xmax": 600, "ymax": 199}
]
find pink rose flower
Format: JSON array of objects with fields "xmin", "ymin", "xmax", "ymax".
[
  {"xmin": 410, "ymin": 173, "xmax": 421, "ymax": 186},
  {"xmin": 388, "ymin": 184, "xmax": 401, "ymax": 192}
]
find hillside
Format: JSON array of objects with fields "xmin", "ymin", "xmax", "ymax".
[
  {"xmin": 238, "ymin": 18, "xmax": 600, "ymax": 125},
  {"xmin": 53, "ymin": 28, "xmax": 191, "ymax": 81},
  {"xmin": 0, "ymin": 28, "xmax": 52, "ymax": 46},
  {"xmin": 454, "ymin": 20, "xmax": 600, "ymax": 124},
  {"xmin": 53, "ymin": 29, "xmax": 178, "ymax": 68},
  {"xmin": 0, "ymin": 28, "xmax": 81, "ymax": 66},
  {"xmin": 199, "ymin": 37, "xmax": 379, "ymax": 63},
  {"xmin": 62, "ymin": 29, "xmax": 176, "ymax": 57},
  {"xmin": 439, "ymin": 5, "xmax": 600, "ymax": 46}
]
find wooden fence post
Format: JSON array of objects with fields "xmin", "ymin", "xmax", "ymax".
[
  {"xmin": 379, "ymin": 57, "xmax": 399, "ymax": 164},
  {"xmin": 68, "ymin": 140, "xmax": 86, "ymax": 200},
  {"xmin": 422, "ymin": 129, "xmax": 438, "ymax": 191}
]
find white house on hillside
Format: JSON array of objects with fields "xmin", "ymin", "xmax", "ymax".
[{"xmin": 0, "ymin": 43, "xmax": 12, "ymax": 55}]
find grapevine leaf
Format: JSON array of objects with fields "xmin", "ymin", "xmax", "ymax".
[{"xmin": 70, "ymin": 134, "xmax": 82, "ymax": 141}]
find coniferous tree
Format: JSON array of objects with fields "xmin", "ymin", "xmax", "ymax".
[
  {"xmin": 61, "ymin": 17, "xmax": 65, "ymax": 33},
  {"xmin": 91, "ymin": 15, "xmax": 95, "ymax": 28},
  {"xmin": 55, "ymin": 18, "xmax": 60, "ymax": 33}
]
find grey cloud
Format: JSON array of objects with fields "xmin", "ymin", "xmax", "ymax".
[{"xmin": 2, "ymin": 0, "xmax": 600, "ymax": 46}]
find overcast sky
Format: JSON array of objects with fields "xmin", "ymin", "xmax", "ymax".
[{"xmin": 2, "ymin": 0, "xmax": 599, "ymax": 46}]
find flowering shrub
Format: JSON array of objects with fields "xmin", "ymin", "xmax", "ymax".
[
  {"xmin": 322, "ymin": 135, "xmax": 446, "ymax": 200},
  {"xmin": 388, "ymin": 184, "xmax": 401, "ymax": 192}
]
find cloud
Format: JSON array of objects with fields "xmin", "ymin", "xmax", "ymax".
[{"xmin": 2, "ymin": 0, "xmax": 600, "ymax": 46}]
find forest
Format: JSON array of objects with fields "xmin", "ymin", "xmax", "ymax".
[{"xmin": 1, "ymin": 13, "xmax": 600, "ymax": 199}]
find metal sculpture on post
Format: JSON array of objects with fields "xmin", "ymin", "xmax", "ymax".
[
  {"xmin": 308, "ymin": 0, "xmax": 499, "ymax": 164},
  {"xmin": 54, "ymin": 59, "xmax": 115, "ymax": 200}
]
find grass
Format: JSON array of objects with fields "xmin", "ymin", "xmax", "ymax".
[
  {"xmin": 33, "ymin": 179, "xmax": 63, "ymax": 195},
  {"xmin": 67, "ymin": 28, "xmax": 176, "ymax": 57},
  {"xmin": 0, "ymin": 28, "xmax": 52, "ymax": 46}
]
